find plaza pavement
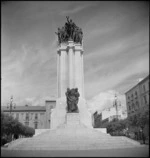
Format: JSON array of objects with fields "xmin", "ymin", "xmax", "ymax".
[{"xmin": 1, "ymin": 146, "xmax": 149, "ymax": 157}]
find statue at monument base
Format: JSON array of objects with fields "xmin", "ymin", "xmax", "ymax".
[{"xmin": 65, "ymin": 88, "xmax": 80, "ymax": 113}]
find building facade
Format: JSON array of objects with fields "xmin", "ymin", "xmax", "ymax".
[
  {"xmin": 100, "ymin": 107, "xmax": 127, "ymax": 122},
  {"xmin": 125, "ymin": 75, "xmax": 149, "ymax": 117},
  {"xmin": 93, "ymin": 106, "xmax": 127, "ymax": 127},
  {"xmin": 1, "ymin": 100, "xmax": 56, "ymax": 129}
]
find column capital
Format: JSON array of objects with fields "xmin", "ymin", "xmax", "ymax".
[
  {"xmin": 68, "ymin": 40, "xmax": 74, "ymax": 46},
  {"xmin": 75, "ymin": 48, "xmax": 84, "ymax": 55},
  {"xmin": 57, "ymin": 49, "xmax": 66, "ymax": 54},
  {"xmin": 75, "ymin": 47, "xmax": 84, "ymax": 54},
  {"xmin": 66, "ymin": 46, "xmax": 75, "ymax": 52},
  {"xmin": 67, "ymin": 41, "xmax": 75, "ymax": 52},
  {"xmin": 57, "ymin": 44, "xmax": 67, "ymax": 54},
  {"xmin": 57, "ymin": 41, "xmax": 84, "ymax": 54}
]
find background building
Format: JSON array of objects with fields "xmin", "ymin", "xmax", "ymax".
[
  {"xmin": 93, "ymin": 100, "xmax": 127, "ymax": 127},
  {"xmin": 125, "ymin": 75, "xmax": 149, "ymax": 117},
  {"xmin": 1, "ymin": 100, "xmax": 56, "ymax": 129},
  {"xmin": 99, "ymin": 106, "xmax": 127, "ymax": 124}
]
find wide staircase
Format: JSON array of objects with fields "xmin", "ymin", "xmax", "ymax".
[{"xmin": 7, "ymin": 113, "xmax": 141, "ymax": 150}]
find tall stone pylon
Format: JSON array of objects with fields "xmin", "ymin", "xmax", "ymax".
[
  {"xmin": 57, "ymin": 41, "xmax": 84, "ymax": 99},
  {"xmin": 51, "ymin": 17, "xmax": 92, "ymax": 129}
]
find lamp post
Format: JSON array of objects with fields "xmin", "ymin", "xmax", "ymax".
[
  {"xmin": 7, "ymin": 95, "xmax": 16, "ymax": 116},
  {"xmin": 113, "ymin": 94, "xmax": 119, "ymax": 120}
]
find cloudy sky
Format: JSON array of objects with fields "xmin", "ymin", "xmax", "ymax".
[{"xmin": 1, "ymin": 1, "xmax": 149, "ymax": 111}]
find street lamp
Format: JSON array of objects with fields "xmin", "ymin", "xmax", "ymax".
[
  {"xmin": 7, "ymin": 95, "xmax": 16, "ymax": 115},
  {"xmin": 113, "ymin": 94, "xmax": 119, "ymax": 120}
]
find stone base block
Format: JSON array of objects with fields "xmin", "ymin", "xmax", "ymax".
[
  {"xmin": 51, "ymin": 97, "xmax": 93, "ymax": 129},
  {"xmin": 93, "ymin": 128, "xmax": 107, "ymax": 134},
  {"xmin": 66, "ymin": 113, "xmax": 80, "ymax": 126},
  {"xmin": 51, "ymin": 97, "xmax": 66, "ymax": 129}
]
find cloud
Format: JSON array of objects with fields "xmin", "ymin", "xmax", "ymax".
[
  {"xmin": 83, "ymin": 24, "xmax": 149, "ymax": 100},
  {"xmin": 1, "ymin": 2, "xmax": 149, "ymax": 107},
  {"xmin": 24, "ymin": 96, "xmax": 56, "ymax": 106},
  {"xmin": 87, "ymin": 90, "xmax": 126, "ymax": 114},
  {"xmin": 10, "ymin": 95, "xmax": 57, "ymax": 107},
  {"xmin": 1, "ymin": 42, "xmax": 57, "ymax": 106},
  {"xmin": 60, "ymin": 3, "xmax": 94, "ymax": 15},
  {"xmin": 84, "ymin": 53, "xmax": 149, "ymax": 99}
]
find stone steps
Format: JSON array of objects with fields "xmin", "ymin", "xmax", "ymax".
[
  {"xmin": 7, "ymin": 113, "xmax": 141, "ymax": 150},
  {"xmin": 9, "ymin": 134, "xmax": 139, "ymax": 150},
  {"xmin": 14, "ymin": 143, "xmax": 135, "ymax": 148},
  {"xmin": 15, "ymin": 142, "xmax": 133, "ymax": 147},
  {"xmin": 8, "ymin": 138, "xmax": 31, "ymax": 149},
  {"xmin": 8, "ymin": 129, "xmax": 141, "ymax": 150},
  {"xmin": 8, "ymin": 130, "xmax": 140, "ymax": 150},
  {"xmin": 13, "ymin": 144, "xmax": 136, "ymax": 150}
]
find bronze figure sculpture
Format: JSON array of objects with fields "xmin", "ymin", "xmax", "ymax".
[
  {"xmin": 55, "ymin": 16, "xmax": 83, "ymax": 44},
  {"xmin": 66, "ymin": 88, "xmax": 80, "ymax": 113}
]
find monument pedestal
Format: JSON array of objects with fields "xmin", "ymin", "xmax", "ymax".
[
  {"xmin": 51, "ymin": 97, "xmax": 92, "ymax": 129},
  {"xmin": 66, "ymin": 113, "xmax": 80, "ymax": 126}
]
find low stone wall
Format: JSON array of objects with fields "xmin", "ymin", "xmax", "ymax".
[
  {"xmin": 34, "ymin": 129, "xmax": 50, "ymax": 136},
  {"xmin": 93, "ymin": 128, "xmax": 107, "ymax": 134}
]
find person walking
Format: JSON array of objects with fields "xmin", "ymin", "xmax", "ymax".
[
  {"xmin": 140, "ymin": 128, "xmax": 146, "ymax": 144},
  {"xmin": 142, "ymin": 130, "xmax": 146, "ymax": 144}
]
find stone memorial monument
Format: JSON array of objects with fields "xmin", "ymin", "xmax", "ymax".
[
  {"xmin": 51, "ymin": 17, "xmax": 92, "ymax": 129},
  {"xmin": 6, "ymin": 17, "xmax": 142, "ymax": 152}
]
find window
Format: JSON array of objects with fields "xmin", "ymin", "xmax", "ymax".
[
  {"xmin": 135, "ymin": 91, "xmax": 138, "ymax": 99},
  {"xmin": 35, "ymin": 113, "xmax": 38, "ymax": 120},
  {"xmin": 16, "ymin": 113, "xmax": 19, "ymax": 120},
  {"xmin": 143, "ymin": 95, "xmax": 147, "ymax": 104},
  {"xmin": 31, "ymin": 113, "xmax": 33, "ymax": 119},
  {"xmin": 131, "ymin": 94, "xmax": 133, "ymax": 101},
  {"xmin": 136, "ymin": 101, "xmax": 139, "ymax": 109},
  {"xmin": 25, "ymin": 121, "xmax": 29, "ymax": 126},
  {"xmin": 21, "ymin": 113, "xmax": 24, "ymax": 119},
  {"xmin": 26, "ymin": 113, "xmax": 29, "ymax": 121},
  {"xmin": 34, "ymin": 122, "xmax": 38, "ymax": 129},
  {"xmin": 129, "ymin": 105, "xmax": 131, "ymax": 110},
  {"xmin": 132, "ymin": 103, "xmax": 135, "ymax": 111},
  {"xmin": 143, "ymin": 85, "xmax": 146, "ymax": 92},
  {"xmin": 128, "ymin": 103, "xmax": 130, "ymax": 109},
  {"xmin": 128, "ymin": 96, "xmax": 130, "ymax": 100}
]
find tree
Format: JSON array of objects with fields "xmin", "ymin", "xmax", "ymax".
[
  {"xmin": 100, "ymin": 119, "xmax": 128, "ymax": 135},
  {"xmin": 127, "ymin": 107, "xmax": 149, "ymax": 132},
  {"xmin": 1, "ymin": 112, "xmax": 35, "ymax": 146},
  {"xmin": 96, "ymin": 106, "xmax": 149, "ymax": 137},
  {"xmin": 1, "ymin": 113, "xmax": 14, "ymax": 137},
  {"xmin": 136, "ymin": 107, "xmax": 149, "ymax": 129}
]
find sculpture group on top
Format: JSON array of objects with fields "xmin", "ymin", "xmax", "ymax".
[
  {"xmin": 55, "ymin": 16, "xmax": 83, "ymax": 44},
  {"xmin": 65, "ymin": 88, "xmax": 80, "ymax": 113}
]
